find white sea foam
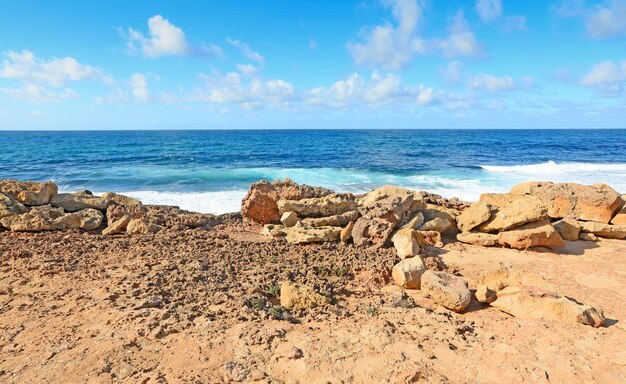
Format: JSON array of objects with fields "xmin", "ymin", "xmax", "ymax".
[
  {"xmin": 481, "ymin": 160, "xmax": 626, "ymax": 174},
  {"xmin": 106, "ymin": 190, "xmax": 248, "ymax": 214}
]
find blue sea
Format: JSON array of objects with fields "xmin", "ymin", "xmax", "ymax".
[{"xmin": 1, "ymin": 129, "xmax": 626, "ymax": 214}]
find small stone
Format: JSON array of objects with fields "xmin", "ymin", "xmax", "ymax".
[
  {"xmin": 280, "ymin": 211, "xmax": 299, "ymax": 227},
  {"xmin": 420, "ymin": 217, "xmax": 453, "ymax": 233},
  {"xmin": 280, "ymin": 281, "xmax": 331, "ymax": 310},
  {"xmin": 340, "ymin": 221, "xmax": 354, "ymax": 243},
  {"xmin": 391, "ymin": 257, "xmax": 426, "ymax": 289},
  {"xmin": 391, "ymin": 228, "xmax": 420, "ymax": 259},
  {"xmin": 579, "ymin": 232, "xmax": 598, "ymax": 241},
  {"xmin": 421, "ymin": 271, "xmax": 471, "ymax": 312},
  {"xmin": 474, "ymin": 284, "xmax": 497, "ymax": 304},
  {"xmin": 553, "ymin": 218, "xmax": 581, "ymax": 241}
]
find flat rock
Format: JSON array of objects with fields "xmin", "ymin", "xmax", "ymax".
[
  {"xmin": 0, "ymin": 179, "xmax": 58, "ymax": 206},
  {"xmin": 580, "ymin": 221, "xmax": 626, "ymax": 239},
  {"xmin": 456, "ymin": 232, "xmax": 498, "ymax": 246},
  {"xmin": 498, "ymin": 220, "xmax": 565, "ymax": 249},
  {"xmin": 278, "ymin": 193, "xmax": 356, "ymax": 218},
  {"xmin": 391, "ymin": 257, "xmax": 426, "ymax": 289},
  {"xmin": 478, "ymin": 193, "xmax": 548, "ymax": 233},
  {"xmin": 283, "ymin": 225, "xmax": 341, "ymax": 244},
  {"xmin": 553, "ymin": 218, "xmax": 581, "ymax": 241},
  {"xmin": 421, "ymin": 271, "xmax": 471, "ymax": 312},
  {"xmin": 280, "ymin": 281, "xmax": 331, "ymax": 310},
  {"xmin": 102, "ymin": 192, "xmax": 142, "ymax": 206},
  {"xmin": 50, "ymin": 193, "xmax": 107, "ymax": 212},
  {"xmin": 456, "ymin": 201, "xmax": 492, "ymax": 232},
  {"xmin": 102, "ymin": 215, "xmax": 131, "ymax": 236},
  {"xmin": 301, "ymin": 210, "xmax": 359, "ymax": 227},
  {"xmin": 579, "ymin": 232, "xmax": 598, "ymax": 241},
  {"xmin": 419, "ymin": 217, "xmax": 453, "ymax": 233}
]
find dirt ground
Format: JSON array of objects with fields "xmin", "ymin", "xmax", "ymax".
[{"xmin": 0, "ymin": 215, "xmax": 624, "ymax": 383}]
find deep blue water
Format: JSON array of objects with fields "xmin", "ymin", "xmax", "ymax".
[{"xmin": 1, "ymin": 129, "xmax": 625, "ymax": 213}]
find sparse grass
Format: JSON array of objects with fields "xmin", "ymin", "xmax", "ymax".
[
  {"xmin": 270, "ymin": 255, "xmax": 278, "ymax": 264},
  {"xmin": 365, "ymin": 305, "xmax": 379, "ymax": 317},
  {"xmin": 316, "ymin": 263, "xmax": 348, "ymax": 278},
  {"xmin": 267, "ymin": 305, "xmax": 288, "ymax": 320},
  {"xmin": 266, "ymin": 284, "xmax": 280, "ymax": 297},
  {"xmin": 244, "ymin": 297, "xmax": 267, "ymax": 311}
]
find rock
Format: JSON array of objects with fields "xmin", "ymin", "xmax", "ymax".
[
  {"xmin": 76, "ymin": 208, "xmax": 104, "ymax": 231},
  {"xmin": 340, "ymin": 221, "xmax": 354, "ymax": 243},
  {"xmin": 278, "ymin": 193, "xmax": 357, "ymax": 218},
  {"xmin": 421, "ymin": 204, "xmax": 460, "ymax": 231},
  {"xmin": 611, "ymin": 205, "xmax": 626, "ymax": 225},
  {"xmin": 415, "ymin": 230, "xmax": 443, "ymax": 248},
  {"xmin": 0, "ymin": 192, "xmax": 27, "ymax": 219},
  {"xmin": 498, "ymin": 220, "xmax": 565, "ymax": 249},
  {"xmin": 357, "ymin": 185, "xmax": 426, "ymax": 213},
  {"xmin": 391, "ymin": 257, "xmax": 426, "ymax": 289},
  {"xmin": 475, "ymin": 285, "xmax": 497, "ymax": 304},
  {"xmin": 510, "ymin": 181, "xmax": 623, "ymax": 223},
  {"xmin": 553, "ymin": 218, "xmax": 581, "ymax": 241},
  {"xmin": 579, "ymin": 221, "xmax": 626, "ymax": 239},
  {"xmin": 0, "ymin": 179, "xmax": 58, "ymax": 206},
  {"xmin": 419, "ymin": 217, "xmax": 453, "ymax": 233},
  {"xmin": 391, "ymin": 228, "xmax": 420, "ymax": 259},
  {"xmin": 491, "ymin": 285, "xmax": 605, "ymax": 327},
  {"xmin": 261, "ymin": 224, "xmax": 286, "ymax": 237},
  {"xmin": 280, "ymin": 281, "xmax": 331, "ymax": 310},
  {"xmin": 102, "ymin": 215, "xmax": 131, "ymax": 236},
  {"xmin": 420, "ymin": 271, "xmax": 472, "ymax": 312},
  {"xmin": 101, "ymin": 192, "xmax": 141, "ymax": 206},
  {"xmin": 145, "ymin": 205, "xmax": 212, "ymax": 228},
  {"xmin": 241, "ymin": 179, "xmax": 332, "ymax": 224},
  {"xmin": 50, "ymin": 193, "xmax": 107, "ymax": 212},
  {"xmin": 0, "ymin": 206, "xmax": 79, "ymax": 231},
  {"xmin": 579, "ymin": 232, "xmax": 598, "ymax": 241},
  {"xmin": 402, "ymin": 211, "xmax": 424, "ymax": 230},
  {"xmin": 351, "ymin": 194, "xmax": 414, "ymax": 248},
  {"xmin": 283, "ymin": 225, "xmax": 341, "ymax": 244},
  {"xmin": 280, "ymin": 211, "xmax": 299, "ymax": 227},
  {"xmin": 478, "ymin": 194, "xmax": 548, "ymax": 233},
  {"xmin": 456, "ymin": 201, "xmax": 492, "ymax": 232},
  {"xmin": 477, "ymin": 266, "xmax": 554, "ymax": 292},
  {"xmin": 126, "ymin": 218, "xmax": 164, "ymax": 235},
  {"xmin": 301, "ymin": 210, "xmax": 359, "ymax": 227},
  {"xmin": 106, "ymin": 204, "xmax": 148, "ymax": 223},
  {"xmin": 456, "ymin": 232, "xmax": 498, "ymax": 246}
]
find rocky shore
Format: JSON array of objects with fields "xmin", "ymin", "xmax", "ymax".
[{"xmin": 1, "ymin": 178, "xmax": 625, "ymax": 383}]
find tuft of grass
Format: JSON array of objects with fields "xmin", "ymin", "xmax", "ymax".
[
  {"xmin": 365, "ymin": 305, "xmax": 379, "ymax": 317},
  {"xmin": 266, "ymin": 284, "xmax": 280, "ymax": 297},
  {"xmin": 270, "ymin": 255, "xmax": 278, "ymax": 264},
  {"xmin": 267, "ymin": 305, "xmax": 288, "ymax": 320}
]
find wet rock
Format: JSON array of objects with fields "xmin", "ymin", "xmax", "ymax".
[
  {"xmin": 456, "ymin": 232, "xmax": 498, "ymax": 246},
  {"xmin": 280, "ymin": 281, "xmax": 331, "ymax": 310},
  {"xmin": 0, "ymin": 192, "xmax": 27, "ymax": 219},
  {"xmin": 50, "ymin": 193, "xmax": 107, "ymax": 212},
  {"xmin": 391, "ymin": 257, "xmax": 426, "ymax": 289},
  {"xmin": 391, "ymin": 228, "xmax": 420, "ymax": 259},
  {"xmin": 579, "ymin": 221, "xmax": 626, "ymax": 239},
  {"xmin": 0, "ymin": 179, "xmax": 58, "ymax": 206},
  {"xmin": 278, "ymin": 193, "xmax": 357, "ymax": 218},
  {"xmin": 553, "ymin": 218, "xmax": 581, "ymax": 241},
  {"xmin": 301, "ymin": 210, "xmax": 359, "ymax": 227},
  {"xmin": 478, "ymin": 194, "xmax": 548, "ymax": 233},
  {"xmin": 352, "ymin": 194, "xmax": 414, "ymax": 248},
  {"xmin": 283, "ymin": 225, "xmax": 341, "ymax": 244},
  {"xmin": 280, "ymin": 211, "xmax": 299, "ymax": 227},
  {"xmin": 456, "ymin": 201, "xmax": 492, "ymax": 232},
  {"xmin": 498, "ymin": 220, "xmax": 565, "ymax": 249},
  {"xmin": 102, "ymin": 192, "xmax": 141, "ymax": 206},
  {"xmin": 421, "ymin": 271, "xmax": 471, "ymax": 312}
]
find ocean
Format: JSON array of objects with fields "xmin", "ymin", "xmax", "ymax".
[{"xmin": 1, "ymin": 129, "xmax": 625, "ymax": 214}]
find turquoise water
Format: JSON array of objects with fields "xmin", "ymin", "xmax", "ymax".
[{"xmin": 1, "ymin": 129, "xmax": 625, "ymax": 213}]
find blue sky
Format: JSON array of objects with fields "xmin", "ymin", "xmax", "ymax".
[{"xmin": 1, "ymin": 0, "xmax": 626, "ymax": 129}]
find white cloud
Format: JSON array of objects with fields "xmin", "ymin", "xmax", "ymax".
[
  {"xmin": 0, "ymin": 50, "xmax": 108, "ymax": 86},
  {"xmin": 236, "ymin": 63, "xmax": 259, "ymax": 76},
  {"xmin": 468, "ymin": 73, "xmax": 516, "ymax": 90},
  {"xmin": 131, "ymin": 73, "xmax": 149, "ymax": 102},
  {"xmin": 1, "ymin": 84, "xmax": 78, "ymax": 103},
  {"xmin": 435, "ymin": 12, "xmax": 482, "ymax": 58},
  {"xmin": 586, "ymin": 0, "xmax": 626, "ymax": 38},
  {"xmin": 227, "ymin": 38, "xmax": 265, "ymax": 65},
  {"xmin": 127, "ymin": 15, "xmax": 189, "ymax": 58},
  {"xmin": 476, "ymin": 0, "xmax": 502, "ymax": 22},
  {"xmin": 580, "ymin": 60, "xmax": 626, "ymax": 85},
  {"xmin": 442, "ymin": 60, "xmax": 465, "ymax": 84},
  {"xmin": 550, "ymin": 0, "xmax": 586, "ymax": 18}
]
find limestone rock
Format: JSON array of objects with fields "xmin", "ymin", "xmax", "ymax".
[
  {"xmin": 351, "ymin": 194, "xmax": 414, "ymax": 248},
  {"xmin": 0, "ymin": 179, "xmax": 58, "ymax": 206},
  {"xmin": 102, "ymin": 215, "xmax": 131, "ymax": 236},
  {"xmin": 491, "ymin": 285, "xmax": 605, "ymax": 327},
  {"xmin": 415, "ymin": 230, "xmax": 443, "ymax": 248},
  {"xmin": 102, "ymin": 192, "xmax": 141, "ymax": 206},
  {"xmin": 478, "ymin": 194, "xmax": 548, "ymax": 233},
  {"xmin": 456, "ymin": 232, "xmax": 498, "ymax": 246},
  {"xmin": 283, "ymin": 225, "xmax": 341, "ymax": 244},
  {"xmin": 340, "ymin": 221, "xmax": 354, "ymax": 243},
  {"xmin": 357, "ymin": 185, "xmax": 426, "ymax": 213},
  {"xmin": 76, "ymin": 208, "xmax": 104, "ymax": 231},
  {"xmin": 0, "ymin": 206, "xmax": 79, "ymax": 231},
  {"xmin": 498, "ymin": 220, "xmax": 565, "ymax": 249},
  {"xmin": 510, "ymin": 181, "xmax": 623, "ymax": 223},
  {"xmin": 553, "ymin": 218, "xmax": 581, "ymax": 241},
  {"xmin": 420, "ymin": 217, "xmax": 453, "ymax": 233},
  {"xmin": 456, "ymin": 201, "xmax": 492, "ymax": 232},
  {"xmin": 0, "ymin": 192, "xmax": 27, "ymax": 219},
  {"xmin": 280, "ymin": 281, "xmax": 331, "ymax": 310},
  {"xmin": 391, "ymin": 257, "xmax": 426, "ymax": 289},
  {"xmin": 391, "ymin": 228, "xmax": 420, "ymax": 259},
  {"xmin": 475, "ymin": 285, "xmax": 497, "ymax": 304},
  {"xmin": 261, "ymin": 224, "xmax": 286, "ymax": 237},
  {"xmin": 126, "ymin": 218, "xmax": 164, "ymax": 235},
  {"xmin": 402, "ymin": 211, "xmax": 424, "ymax": 230},
  {"xmin": 50, "ymin": 193, "xmax": 107, "ymax": 212},
  {"xmin": 278, "ymin": 193, "xmax": 356, "ymax": 218},
  {"xmin": 301, "ymin": 210, "xmax": 359, "ymax": 227},
  {"xmin": 611, "ymin": 205, "xmax": 626, "ymax": 225},
  {"xmin": 421, "ymin": 204, "xmax": 460, "ymax": 233},
  {"xmin": 421, "ymin": 271, "xmax": 472, "ymax": 312},
  {"xmin": 280, "ymin": 211, "xmax": 299, "ymax": 227},
  {"xmin": 580, "ymin": 221, "xmax": 626, "ymax": 239},
  {"xmin": 579, "ymin": 232, "xmax": 598, "ymax": 241},
  {"xmin": 106, "ymin": 204, "xmax": 148, "ymax": 224},
  {"xmin": 477, "ymin": 266, "xmax": 554, "ymax": 292},
  {"xmin": 145, "ymin": 205, "xmax": 212, "ymax": 228},
  {"xmin": 241, "ymin": 179, "xmax": 332, "ymax": 224}
]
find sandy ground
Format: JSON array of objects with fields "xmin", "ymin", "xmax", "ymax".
[{"xmin": 0, "ymin": 215, "xmax": 624, "ymax": 383}]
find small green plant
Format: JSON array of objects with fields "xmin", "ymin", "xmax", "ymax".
[
  {"xmin": 365, "ymin": 305, "xmax": 379, "ymax": 317},
  {"xmin": 266, "ymin": 284, "xmax": 280, "ymax": 297},
  {"xmin": 245, "ymin": 297, "xmax": 267, "ymax": 311},
  {"xmin": 331, "ymin": 265, "xmax": 348, "ymax": 277},
  {"xmin": 270, "ymin": 255, "xmax": 278, "ymax": 264},
  {"xmin": 267, "ymin": 305, "xmax": 288, "ymax": 320}
]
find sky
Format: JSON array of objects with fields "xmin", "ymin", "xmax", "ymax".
[{"xmin": 1, "ymin": 0, "xmax": 626, "ymax": 130}]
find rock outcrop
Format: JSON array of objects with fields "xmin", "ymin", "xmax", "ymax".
[
  {"xmin": 0, "ymin": 192, "xmax": 27, "ymax": 219},
  {"xmin": 351, "ymin": 194, "xmax": 415, "ymax": 248},
  {"xmin": 580, "ymin": 221, "xmax": 626, "ymax": 239},
  {"xmin": 478, "ymin": 194, "xmax": 548, "ymax": 233},
  {"xmin": 50, "ymin": 192, "xmax": 107, "ymax": 212},
  {"xmin": 498, "ymin": 220, "xmax": 565, "ymax": 249},
  {"xmin": 0, "ymin": 179, "xmax": 58, "ymax": 205},
  {"xmin": 278, "ymin": 193, "xmax": 356, "ymax": 218},
  {"xmin": 420, "ymin": 271, "xmax": 472, "ymax": 312}
]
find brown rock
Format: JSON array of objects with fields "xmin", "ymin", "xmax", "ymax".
[
  {"xmin": 420, "ymin": 217, "xmax": 453, "ymax": 233},
  {"xmin": 261, "ymin": 224, "xmax": 286, "ymax": 237},
  {"xmin": 579, "ymin": 221, "xmax": 626, "ymax": 239},
  {"xmin": 421, "ymin": 204, "xmax": 460, "ymax": 232},
  {"xmin": 102, "ymin": 215, "xmax": 131, "ymax": 236},
  {"xmin": 351, "ymin": 194, "xmax": 414, "ymax": 248},
  {"xmin": 301, "ymin": 210, "xmax": 359, "ymax": 227},
  {"xmin": 101, "ymin": 192, "xmax": 141, "ymax": 206},
  {"xmin": 278, "ymin": 193, "xmax": 356, "ymax": 218},
  {"xmin": 357, "ymin": 185, "xmax": 426, "ymax": 213},
  {"xmin": 478, "ymin": 193, "xmax": 548, "ymax": 232},
  {"xmin": 498, "ymin": 220, "xmax": 565, "ymax": 249},
  {"xmin": 145, "ymin": 205, "xmax": 212, "ymax": 228},
  {"xmin": 421, "ymin": 271, "xmax": 471, "ymax": 312},
  {"xmin": 241, "ymin": 179, "xmax": 332, "ymax": 224},
  {"xmin": 0, "ymin": 179, "xmax": 58, "ymax": 206},
  {"xmin": 76, "ymin": 208, "xmax": 104, "ymax": 231},
  {"xmin": 0, "ymin": 192, "xmax": 27, "ymax": 219},
  {"xmin": 126, "ymin": 218, "xmax": 164, "ymax": 235},
  {"xmin": 280, "ymin": 281, "xmax": 331, "ymax": 310},
  {"xmin": 283, "ymin": 225, "xmax": 341, "ymax": 244},
  {"xmin": 280, "ymin": 211, "xmax": 299, "ymax": 227},
  {"xmin": 477, "ymin": 266, "xmax": 554, "ymax": 292},
  {"xmin": 106, "ymin": 204, "xmax": 148, "ymax": 224},
  {"xmin": 391, "ymin": 228, "xmax": 420, "ymax": 259},
  {"xmin": 340, "ymin": 221, "xmax": 354, "ymax": 243},
  {"xmin": 402, "ymin": 211, "xmax": 424, "ymax": 230},
  {"xmin": 553, "ymin": 218, "xmax": 581, "ymax": 241},
  {"xmin": 50, "ymin": 193, "xmax": 107, "ymax": 212},
  {"xmin": 510, "ymin": 181, "xmax": 623, "ymax": 223},
  {"xmin": 456, "ymin": 201, "xmax": 492, "ymax": 232},
  {"xmin": 415, "ymin": 230, "xmax": 443, "ymax": 248},
  {"xmin": 456, "ymin": 232, "xmax": 498, "ymax": 246},
  {"xmin": 391, "ymin": 257, "xmax": 426, "ymax": 289},
  {"xmin": 475, "ymin": 285, "xmax": 497, "ymax": 304},
  {"xmin": 579, "ymin": 232, "xmax": 598, "ymax": 241},
  {"xmin": 0, "ymin": 205, "xmax": 79, "ymax": 231}
]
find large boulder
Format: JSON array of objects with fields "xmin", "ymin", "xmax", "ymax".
[
  {"xmin": 76, "ymin": 208, "xmax": 104, "ymax": 231},
  {"xmin": 278, "ymin": 193, "xmax": 356, "ymax": 218},
  {"xmin": 456, "ymin": 201, "xmax": 492, "ymax": 232},
  {"xmin": 241, "ymin": 179, "xmax": 332, "ymax": 224},
  {"xmin": 357, "ymin": 185, "xmax": 426, "ymax": 213},
  {"xmin": 420, "ymin": 271, "xmax": 472, "ymax": 312},
  {"xmin": 283, "ymin": 225, "xmax": 341, "ymax": 244},
  {"xmin": 498, "ymin": 220, "xmax": 565, "ymax": 249},
  {"xmin": 478, "ymin": 193, "xmax": 548, "ymax": 233},
  {"xmin": 351, "ymin": 194, "xmax": 415, "ymax": 248},
  {"xmin": 0, "ymin": 192, "xmax": 27, "ymax": 219},
  {"xmin": 0, "ymin": 206, "xmax": 79, "ymax": 231},
  {"xmin": 0, "ymin": 179, "xmax": 58, "ymax": 206},
  {"xmin": 391, "ymin": 257, "xmax": 426, "ymax": 289},
  {"xmin": 280, "ymin": 281, "xmax": 331, "ymax": 310},
  {"xmin": 456, "ymin": 232, "xmax": 499, "ymax": 246},
  {"xmin": 300, "ymin": 210, "xmax": 359, "ymax": 227},
  {"xmin": 391, "ymin": 228, "xmax": 420, "ymax": 259},
  {"xmin": 50, "ymin": 193, "xmax": 107, "ymax": 212},
  {"xmin": 421, "ymin": 204, "xmax": 460, "ymax": 233},
  {"xmin": 510, "ymin": 181, "xmax": 623, "ymax": 223},
  {"xmin": 579, "ymin": 221, "xmax": 626, "ymax": 239},
  {"xmin": 102, "ymin": 192, "xmax": 141, "ymax": 206},
  {"xmin": 553, "ymin": 218, "xmax": 581, "ymax": 241},
  {"xmin": 491, "ymin": 285, "xmax": 605, "ymax": 327}
]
